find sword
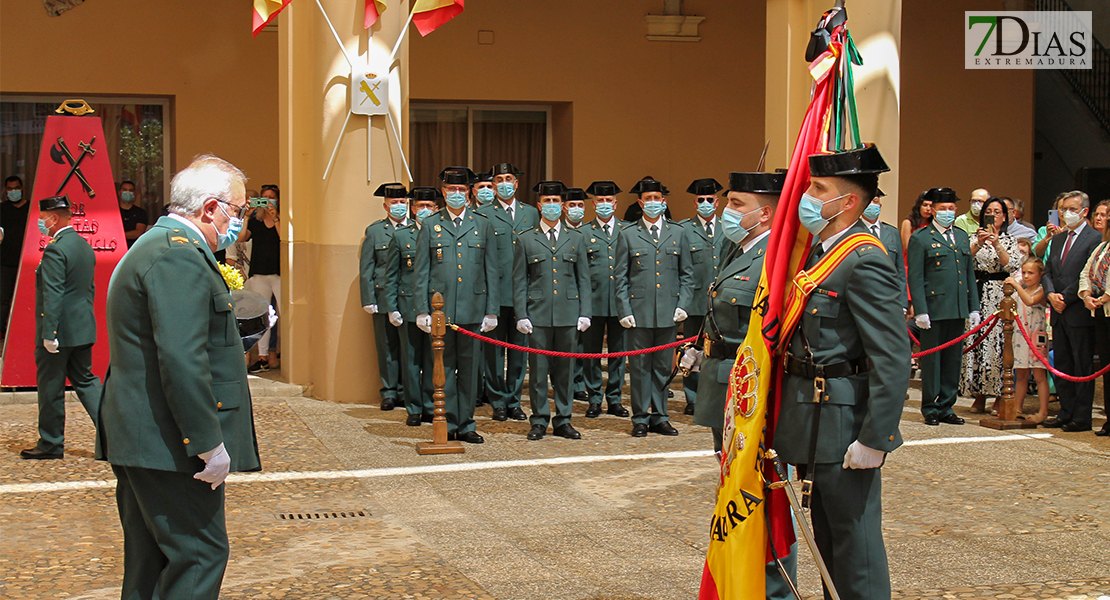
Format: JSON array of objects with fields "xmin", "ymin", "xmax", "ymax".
[
  {"xmin": 360, "ymin": 79, "xmax": 382, "ymax": 106},
  {"xmin": 55, "ymin": 136, "xmax": 96, "ymax": 196},
  {"xmin": 766, "ymin": 449, "xmax": 842, "ymax": 600},
  {"xmin": 50, "ymin": 138, "xmax": 95, "ymax": 197}
]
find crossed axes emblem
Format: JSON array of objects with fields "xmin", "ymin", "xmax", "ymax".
[{"xmin": 50, "ymin": 136, "xmax": 96, "ymax": 197}]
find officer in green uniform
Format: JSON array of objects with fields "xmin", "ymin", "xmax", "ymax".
[
  {"xmin": 359, "ymin": 183, "xmax": 408, "ymax": 410},
  {"xmin": 773, "ymin": 145, "xmax": 908, "ymax": 600},
  {"xmin": 614, "ymin": 178, "xmax": 694, "ymax": 437},
  {"xmin": 679, "ymin": 178, "xmax": 730, "ymax": 416},
  {"xmin": 562, "ymin": 187, "xmax": 589, "ymax": 401},
  {"xmin": 861, "ymin": 191, "xmax": 908, "ymax": 310},
  {"xmin": 475, "ymin": 163, "xmax": 537, "ymax": 422},
  {"xmin": 96, "ymin": 155, "xmax": 261, "ymax": 599},
  {"xmin": 907, "ymin": 187, "xmax": 979, "ymax": 426},
  {"xmin": 384, "ymin": 187, "xmax": 441, "ymax": 426},
  {"xmin": 414, "ymin": 166, "xmax": 499, "ymax": 444},
  {"xmin": 513, "ymin": 181, "xmax": 592, "ymax": 440},
  {"xmin": 20, "ymin": 195, "xmax": 101, "ymax": 460},
  {"xmin": 470, "ymin": 170, "xmax": 496, "ymax": 208},
  {"xmin": 581, "ymin": 181, "xmax": 631, "ymax": 418}
]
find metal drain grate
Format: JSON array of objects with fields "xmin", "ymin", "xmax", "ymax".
[{"xmin": 275, "ymin": 510, "xmax": 370, "ymax": 521}]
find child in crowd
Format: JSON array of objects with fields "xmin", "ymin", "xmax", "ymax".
[{"xmin": 1005, "ymin": 256, "xmax": 1049, "ymax": 423}]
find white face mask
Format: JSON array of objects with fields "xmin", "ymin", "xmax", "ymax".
[{"xmin": 1063, "ymin": 209, "xmax": 1085, "ymax": 228}]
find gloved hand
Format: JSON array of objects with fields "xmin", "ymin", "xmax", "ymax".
[
  {"xmin": 43, "ymin": 339, "xmax": 59, "ymax": 353},
  {"xmin": 679, "ymin": 347, "xmax": 703, "ymax": 373},
  {"xmin": 968, "ymin": 311, "xmax": 981, "ymax": 328},
  {"xmin": 480, "ymin": 314, "xmax": 498, "ymax": 333},
  {"xmin": 416, "ymin": 313, "xmax": 431, "ymax": 333},
  {"xmin": 364, "ymin": 304, "xmax": 378, "ymax": 315},
  {"xmin": 619, "ymin": 315, "xmax": 636, "ymax": 329},
  {"xmin": 194, "ymin": 442, "xmax": 231, "ymax": 489},
  {"xmin": 516, "ymin": 318, "xmax": 534, "ymax": 335},
  {"xmin": 842, "ymin": 440, "xmax": 885, "ymax": 470},
  {"xmin": 914, "ymin": 313, "xmax": 931, "ymax": 330},
  {"xmin": 673, "ymin": 307, "xmax": 688, "ymax": 323},
  {"xmin": 577, "ymin": 317, "xmax": 591, "ymax": 332},
  {"xmin": 388, "ymin": 311, "xmax": 403, "ymax": 327}
]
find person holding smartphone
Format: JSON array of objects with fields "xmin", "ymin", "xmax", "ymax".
[{"xmin": 241, "ymin": 184, "xmax": 281, "ymax": 373}]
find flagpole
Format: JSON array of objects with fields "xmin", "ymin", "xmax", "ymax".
[
  {"xmin": 323, "ymin": 111, "xmax": 352, "ymax": 180},
  {"xmin": 313, "ymin": 0, "xmax": 355, "ymax": 69},
  {"xmin": 386, "ymin": 111, "xmax": 413, "ymax": 183},
  {"xmin": 389, "ymin": 13, "xmax": 414, "ymax": 66}
]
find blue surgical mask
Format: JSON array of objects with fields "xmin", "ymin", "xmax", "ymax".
[
  {"xmin": 720, "ymin": 206, "xmax": 757, "ymax": 243},
  {"xmin": 798, "ymin": 193, "xmax": 847, "ymax": 235},
  {"xmin": 38, "ymin": 218, "xmax": 50, "ymax": 236},
  {"xmin": 216, "ymin": 203, "xmax": 244, "ymax": 251},
  {"xmin": 862, "ymin": 202, "xmax": 881, "ymax": 222},
  {"xmin": 476, "ymin": 187, "xmax": 496, "ymax": 204},
  {"xmin": 416, "ymin": 207, "xmax": 435, "ymax": 223},
  {"xmin": 697, "ymin": 200, "xmax": 717, "ymax": 218},
  {"xmin": 445, "ymin": 190, "xmax": 467, "ymax": 209},
  {"xmin": 541, "ymin": 202, "xmax": 563, "ymax": 222},
  {"xmin": 566, "ymin": 206, "xmax": 585, "ymax": 223},
  {"xmin": 642, "ymin": 200, "xmax": 665, "ymax": 219},
  {"xmin": 496, "ymin": 182, "xmax": 515, "ymax": 201},
  {"xmin": 120, "ymin": 191, "xmax": 135, "ymax": 203},
  {"xmin": 7, "ymin": 189, "xmax": 23, "ymax": 202},
  {"xmin": 389, "ymin": 202, "xmax": 409, "ymax": 220},
  {"xmin": 595, "ymin": 201, "xmax": 615, "ymax": 219},
  {"xmin": 933, "ymin": 209, "xmax": 956, "ymax": 227}
]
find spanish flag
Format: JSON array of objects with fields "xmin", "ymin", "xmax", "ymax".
[
  {"xmin": 253, "ymin": 0, "xmax": 293, "ymax": 37},
  {"xmin": 412, "ymin": 0, "xmax": 464, "ymax": 36},
  {"xmin": 365, "ymin": 0, "xmax": 387, "ymax": 29}
]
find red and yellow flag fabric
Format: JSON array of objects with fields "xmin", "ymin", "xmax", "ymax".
[
  {"xmin": 253, "ymin": 0, "xmax": 293, "ymax": 37},
  {"xmin": 364, "ymin": 0, "xmax": 387, "ymax": 28},
  {"xmin": 411, "ymin": 0, "xmax": 464, "ymax": 36}
]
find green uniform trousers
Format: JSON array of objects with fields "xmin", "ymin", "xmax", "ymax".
[
  {"xmin": 398, "ymin": 321, "xmax": 433, "ymax": 417},
  {"xmin": 443, "ymin": 326, "xmax": 480, "ymax": 434},
  {"xmin": 372, "ymin": 312, "xmax": 401, "ymax": 401},
  {"xmin": 919, "ymin": 319, "xmax": 963, "ymax": 420},
  {"xmin": 627, "ymin": 326, "xmax": 675, "ymax": 426},
  {"xmin": 527, "ymin": 326, "xmax": 576, "ymax": 428},
  {"xmin": 681, "ymin": 315, "xmax": 704, "ymax": 406},
  {"xmin": 581, "ymin": 316, "xmax": 626, "ymax": 407},
  {"xmin": 34, "ymin": 343, "xmax": 101, "ymax": 454},
  {"xmin": 482, "ymin": 305, "xmax": 526, "ymax": 411},
  {"xmin": 112, "ymin": 465, "xmax": 228, "ymax": 600}
]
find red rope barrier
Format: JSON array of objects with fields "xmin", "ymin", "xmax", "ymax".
[
  {"xmin": 910, "ymin": 313, "xmax": 999, "ymax": 359},
  {"xmin": 1014, "ymin": 318, "xmax": 1110, "ymax": 382},
  {"xmin": 449, "ymin": 324, "xmax": 697, "ymax": 358},
  {"xmin": 961, "ymin": 315, "xmax": 999, "ymax": 354}
]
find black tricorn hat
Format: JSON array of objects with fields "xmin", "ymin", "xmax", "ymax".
[
  {"xmin": 728, "ymin": 172, "xmax": 787, "ymax": 195},
  {"xmin": 532, "ymin": 181, "xmax": 567, "ymax": 196},
  {"xmin": 439, "ymin": 166, "xmax": 476, "ymax": 185},
  {"xmin": 39, "ymin": 195, "xmax": 71, "ymax": 211},
  {"xmin": 687, "ymin": 178, "xmax": 724, "ymax": 196},
  {"xmin": 408, "ymin": 187, "xmax": 443, "ymax": 201},
  {"xmin": 808, "ymin": 144, "xmax": 890, "ymax": 177},
  {"xmin": 629, "ymin": 179, "xmax": 664, "ymax": 195},
  {"xmin": 586, "ymin": 181, "xmax": 622, "ymax": 196},
  {"xmin": 373, "ymin": 182, "xmax": 408, "ymax": 199},
  {"xmin": 562, "ymin": 187, "xmax": 588, "ymax": 202},
  {"xmin": 490, "ymin": 162, "xmax": 523, "ymax": 177},
  {"xmin": 923, "ymin": 187, "xmax": 960, "ymax": 204},
  {"xmin": 471, "ymin": 171, "xmax": 494, "ymax": 185}
]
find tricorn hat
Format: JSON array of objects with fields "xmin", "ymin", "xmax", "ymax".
[
  {"xmin": 562, "ymin": 187, "xmax": 588, "ymax": 202},
  {"xmin": 490, "ymin": 162, "xmax": 523, "ymax": 177},
  {"xmin": 408, "ymin": 187, "xmax": 443, "ymax": 201},
  {"xmin": 728, "ymin": 171, "xmax": 787, "ymax": 195},
  {"xmin": 923, "ymin": 187, "xmax": 960, "ymax": 204},
  {"xmin": 808, "ymin": 144, "xmax": 890, "ymax": 177},
  {"xmin": 586, "ymin": 181, "xmax": 622, "ymax": 196},
  {"xmin": 629, "ymin": 178, "xmax": 664, "ymax": 195},
  {"xmin": 532, "ymin": 181, "xmax": 567, "ymax": 197},
  {"xmin": 471, "ymin": 171, "xmax": 494, "ymax": 185},
  {"xmin": 687, "ymin": 178, "xmax": 724, "ymax": 196},
  {"xmin": 373, "ymin": 182, "xmax": 408, "ymax": 199},
  {"xmin": 439, "ymin": 166, "xmax": 476, "ymax": 185},
  {"xmin": 39, "ymin": 195, "xmax": 70, "ymax": 211}
]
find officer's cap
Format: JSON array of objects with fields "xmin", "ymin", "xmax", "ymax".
[
  {"xmin": 408, "ymin": 187, "xmax": 442, "ymax": 201},
  {"xmin": 471, "ymin": 171, "xmax": 493, "ymax": 185},
  {"xmin": 439, "ymin": 166, "xmax": 476, "ymax": 185},
  {"xmin": 39, "ymin": 195, "xmax": 70, "ymax": 212},
  {"xmin": 629, "ymin": 178, "xmax": 665, "ymax": 196},
  {"xmin": 923, "ymin": 187, "xmax": 960, "ymax": 204},
  {"xmin": 728, "ymin": 171, "xmax": 786, "ymax": 196},
  {"xmin": 687, "ymin": 178, "xmax": 724, "ymax": 196},
  {"xmin": 586, "ymin": 181, "xmax": 622, "ymax": 196},
  {"xmin": 562, "ymin": 188, "xmax": 588, "ymax": 202},
  {"xmin": 373, "ymin": 183, "xmax": 408, "ymax": 199},
  {"xmin": 532, "ymin": 181, "xmax": 567, "ymax": 197},
  {"xmin": 490, "ymin": 163, "xmax": 523, "ymax": 177},
  {"xmin": 808, "ymin": 144, "xmax": 890, "ymax": 177}
]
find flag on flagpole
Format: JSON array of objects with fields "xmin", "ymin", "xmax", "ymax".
[
  {"xmin": 411, "ymin": 0, "xmax": 464, "ymax": 36},
  {"xmin": 253, "ymin": 0, "xmax": 293, "ymax": 37},
  {"xmin": 364, "ymin": 0, "xmax": 387, "ymax": 28}
]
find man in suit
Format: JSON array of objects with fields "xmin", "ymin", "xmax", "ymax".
[
  {"xmin": 774, "ymin": 145, "xmax": 909, "ymax": 600},
  {"xmin": 908, "ymin": 188, "xmax": 979, "ymax": 426},
  {"xmin": 1043, "ymin": 190, "xmax": 1101, "ymax": 432},
  {"xmin": 562, "ymin": 187, "xmax": 590, "ymax": 401},
  {"xmin": 20, "ymin": 194, "xmax": 101, "ymax": 460},
  {"xmin": 861, "ymin": 191, "xmax": 907, "ymax": 310},
  {"xmin": 614, "ymin": 178, "xmax": 694, "ymax": 437},
  {"xmin": 359, "ymin": 182, "xmax": 408, "ymax": 411},
  {"xmin": 97, "ymin": 155, "xmax": 261, "ymax": 599},
  {"xmin": 581, "ymin": 181, "xmax": 631, "ymax": 418},
  {"xmin": 384, "ymin": 187, "xmax": 440, "ymax": 426},
  {"xmin": 414, "ymin": 167, "xmax": 499, "ymax": 443},
  {"xmin": 513, "ymin": 181, "xmax": 592, "ymax": 440},
  {"xmin": 679, "ymin": 178, "xmax": 730, "ymax": 416},
  {"xmin": 475, "ymin": 163, "xmax": 537, "ymax": 422}
]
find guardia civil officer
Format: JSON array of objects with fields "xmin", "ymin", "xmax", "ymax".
[
  {"xmin": 471, "ymin": 170, "xmax": 496, "ymax": 208},
  {"xmin": 679, "ymin": 178, "xmax": 730, "ymax": 416},
  {"xmin": 359, "ymin": 182, "xmax": 409, "ymax": 410},
  {"xmin": 413, "ymin": 167, "xmax": 499, "ymax": 443},
  {"xmin": 614, "ymin": 178, "xmax": 694, "ymax": 437},
  {"xmin": 384, "ymin": 187, "xmax": 441, "ymax": 426},
  {"xmin": 773, "ymin": 145, "xmax": 908, "ymax": 600},
  {"xmin": 475, "ymin": 163, "xmax": 537, "ymax": 422},
  {"xmin": 581, "ymin": 181, "xmax": 631, "ymax": 418},
  {"xmin": 20, "ymin": 194, "xmax": 101, "ymax": 460},
  {"xmin": 562, "ymin": 187, "xmax": 589, "ymax": 401},
  {"xmin": 513, "ymin": 181, "xmax": 592, "ymax": 440},
  {"xmin": 861, "ymin": 190, "xmax": 908, "ymax": 310},
  {"xmin": 908, "ymin": 187, "xmax": 979, "ymax": 426}
]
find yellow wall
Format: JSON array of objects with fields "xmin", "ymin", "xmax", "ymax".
[{"xmin": 0, "ymin": 0, "xmax": 280, "ymax": 188}]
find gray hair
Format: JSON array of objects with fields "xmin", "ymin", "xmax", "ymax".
[
  {"xmin": 168, "ymin": 154, "xmax": 246, "ymax": 217},
  {"xmin": 1060, "ymin": 190, "xmax": 1090, "ymax": 210}
]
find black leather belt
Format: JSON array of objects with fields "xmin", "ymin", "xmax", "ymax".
[
  {"xmin": 703, "ymin": 338, "xmax": 739, "ymax": 359},
  {"xmin": 783, "ymin": 353, "xmax": 871, "ymax": 379}
]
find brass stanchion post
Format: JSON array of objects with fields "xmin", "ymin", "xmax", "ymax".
[
  {"xmin": 417, "ymin": 292, "xmax": 465, "ymax": 454},
  {"xmin": 981, "ymin": 282, "xmax": 1036, "ymax": 430}
]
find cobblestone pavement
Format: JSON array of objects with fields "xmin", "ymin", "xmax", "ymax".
[{"xmin": 1, "ymin": 374, "xmax": 1108, "ymax": 599}]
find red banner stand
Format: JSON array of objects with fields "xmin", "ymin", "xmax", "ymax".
[{"xmin": 1, "ymin": 112, "xmax": 126, "ymax": 387}]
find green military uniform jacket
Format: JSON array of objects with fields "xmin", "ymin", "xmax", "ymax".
[
  {"xmin": 680, "ymin": 217, "xmax": 733, "ymax": 318},
  {"xmin": 512, "ymin": 225, "xmax": 592, "ymax": 327},
  {"xmin": 382, "ymin": 222, "xmax": 422, "ymax": 320},
  {"xmin": 360, "ymin": 217, "xmax": 406, "ymax": 307},
  {"xmin": 36, "ymin": 227, "xmax": 96, "ymax": 346},
  {"xmin": 476, "ymin": 200, "xmax": 539, "ymax": 308},
  {"xmin": 583, "ymin": 218, "xmax": 626, "ymax": 318},
  {"xmin": 614, "ymin": 219, "xmax": 695, "ymax": 328},
  {"xmin": 413, "ymin": 208, "xmax": 498, "ymax": 323},
  {"xmin": 865, "ymin": 220, "xmax": 908, "ymax": 309},
  {"xmin": 774, "ymin": 222, "xmax": 910, "ymax": 465},
  {"xmin": 97, "ymin": 216, "xmax": 261, "ymax": 473},
  {"xmin": 907, "ymin": 223, "xmax": 979, "ymax": 320}
]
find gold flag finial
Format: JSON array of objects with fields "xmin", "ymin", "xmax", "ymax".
[{"xmin": 55, "ymin": 99, "xmax": 95, "ymax": 116}]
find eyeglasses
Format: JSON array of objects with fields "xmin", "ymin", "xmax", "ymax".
[{"xmin": 216, "ymin": 198, "xmax": 251, "ymax": 220}]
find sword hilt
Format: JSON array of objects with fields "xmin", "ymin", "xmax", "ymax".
[{"xmin": 766, "ymin": 449, "xmax": 789, "ymax": 482}]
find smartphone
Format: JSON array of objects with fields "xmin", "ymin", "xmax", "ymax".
[
  {"xmin": 249, "ymin": 197, "xmax": 271, "ymax": 208},
  {"xmin": 1048, "ymin": 209, "xmax": 1059, "ymax": 228}
]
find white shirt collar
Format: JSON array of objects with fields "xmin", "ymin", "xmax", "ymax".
[
  {"xmin": 540, "ymin": 220, "xmax": 562, "ymax": 235},
  {"xmin": 499, "ymin": 199, "xmax": 517, "ymax": 212},
  {"xmin": 820, "ymin": 221, "xmax": 856, "ymax": 252},
  {"xmin": 390, "ymin": 217, "xmax": 409, "ymax": 228},
  {"xmin": 168, "ymin": 212, "xmax": 206, "ymax": 239},
  {"xmin": 933, "ymin": 221, "xmax": 950, "ymax": 235},
  {"xmin": 1068, "ymin": 220, "xmax": 1087, "ymax": 236},
  {"xmin": 698, "ymin": 215, "xmax": 717, "ymax": 228},
  {"xmin": 447, "ymin": 207, "xmax": 468, "ymax": 222},
  {"xmin": 52, "ymin": 225, "xmax": 73, "ymax": 239},
  {"xmin": 642, "ymin": 217, "xmax": 663, "ymax": 231},
  {"xmin": 597, "ymin": 216, "xmax": 616, "ymax": 229},
  {"xmin": 742, "ymin": 229, "xmax": 770, "ymax": 254}
]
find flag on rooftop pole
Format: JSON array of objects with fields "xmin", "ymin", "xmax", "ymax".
[
  {"xmin": 364, "ymin": 0, "xmax": 387, "ymax": 28},
  {"xmin": 411, "ymin": 0, "xmax": 464, "ymax": 36},
  {"xmin": 253, "ymin": 0, "xmax": 293, "ymax": 36},
  {"xmin": 697, "ymin": 6, "xmax": 864, "ymax": 599}
]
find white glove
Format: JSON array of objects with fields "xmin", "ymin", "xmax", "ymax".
[
  {"xmin": 968, "ymin": 311, "xmax": 981, "ymax": 328},
  {"xmin": 842, "ymin": 440, "xmax": 885, "ymax": 470},
  {"xmin": 914, "ymin": 313, "xmax": 931, "ymax": 330},
  {"xmin": 577, "ymin": 317, "xmax": 591, "ymax": 332},
  {"xmin": 194, "ymin": 442, "xmax": 231, "ymax": 490},
  {"xmin": 480, "ymin": 315, "xmax": 498, "ymax": 333},
  {"xmin": 416, "ymin": 313, "xmax": 431, "ymax": 333},
  {"xmin": 517, "ymin": 318, "xmax": 534, "ymax": 334},
  {"xmin": 679, "ymin": 347, "xmax": 703, "ymax": 373},
  {"xmin": 673, "ymin": 307, "xmax": 688, "ymax": 323},
  {"xmin": 388, "ymin": 311, "xmax": 403, "ymax": 327},
  {"xmin": 43, "ymin": 339, "xmax": 59, "ymax": 353},
  {"xmin": 364, "ymin": 304, "xmax": 378, "ymax": 314},
  {"xmin": 620, "ymin": 315, "xmax": 636, "ymax": 329}
]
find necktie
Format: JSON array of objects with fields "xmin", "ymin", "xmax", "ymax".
[
  {"xmin": 652, "ymin": 225, "xmax": 659, "ymax": 240},
  {"xmin": 454, "ymin": 217, "xmax": 462, "ymax": 230},
  {"xmin": 871, "ymin": 224, "xmax": 879, "ymax": 238},
  {"xmin": 1062, "ymin": 231, "xmax": 1075, "ymax": 263},
  {"xmin": 806, "ymin": 243, "xmax": 825, "ymax": 269},
  {"xmin": 508, "ymin": 206, "xmax": 515, "ymax": 223},
  {"xmin": 947, "ymin": 230, "xmax": 954, "ymax": 246},
  {"xmin": 549, "ymin": 228, "xmax": 557, "ymax": 245},
  {"xmin": 706, "ymin": 222, "xmax": 713, "ymax": 237},
  {"xmin": 604, "ymin": 223, "xmax": 610, "ymax": 236}
]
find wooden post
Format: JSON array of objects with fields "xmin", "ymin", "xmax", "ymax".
[
  {"xmin": 981, "ymin": 282, "xmax": 1036, "ymax": 430},
  {"xmin": 417, "ymin": 292, "xmax": 465, "ymax": 454}
]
